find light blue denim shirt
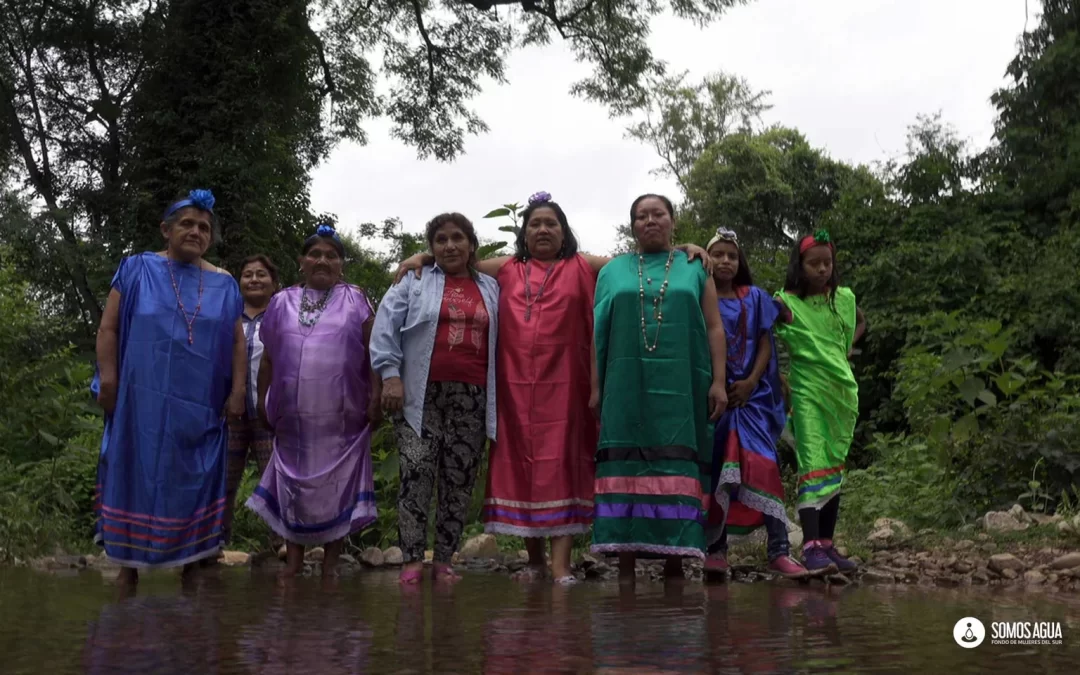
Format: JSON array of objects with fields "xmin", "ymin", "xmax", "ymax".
[{"xmin": 369, "ymin": 264, "xmax": 499, "ymax": 440}]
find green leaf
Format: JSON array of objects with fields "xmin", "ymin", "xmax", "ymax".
[
  {"xmin": 985, "ymin": 336, "xmax": 1009, "ymax": 360},
  {"xmin": 952, "ymin": 414, "xmax": 979, "ymax": 443},
  {"xmin": 994, "ymin": 372, "xmax": 1025, "ymax": 397},
  {"xmin": 376, "ymin": 450, "xmax": 399, "ymax": 483},
  {"xmin": 957, "ymin": 377, "xmax": 985, "ymax": 407},
  {"xmin": 483, "ymin": 208, "xmax": 511, "ymax": 219},
  {"xmin": 497, "ymin": 225, "xmax": 519, "ymax": 234},
  {"xmin": 38, "ymin": 431, "xmax": 59, "ymax": 446},
  {"xmin": 478, "ymin": 242, "xmax": 508, "ymax": 259},
  {"xmin": 976, "ymin": 390, "xmax": 997, "ymax": 407},
  {"xmin": 929, "ymin": 416, "xmax": 951, "ymax": 443}
]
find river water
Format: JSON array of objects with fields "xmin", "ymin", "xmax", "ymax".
[{"xmin": 1, "ymin": 567, "xmax": 1078, "ymax": 673}]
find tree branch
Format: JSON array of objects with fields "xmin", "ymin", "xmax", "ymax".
[
  {"xmin": 410, "ymin": 0, "xmax": 441, "ymax": 101},
  {"xmin": 306, "ymin": 25, "xmax": 335, "ymax": 97}
]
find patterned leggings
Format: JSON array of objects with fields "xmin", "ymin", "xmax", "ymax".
[
  {"xmin": 224, "ymin": 415, "xmax": 274, "ymax": 544},
  {"xmin": 394, "ymin": 381, "xmax": 487, "ymax": 564}
]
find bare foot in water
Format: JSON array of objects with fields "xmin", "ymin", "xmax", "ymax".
[
  {"xmin": 510, "ymin": 565, "xmax": 545, "ymax": 583},
  {"xmin": 618, "ymin": 553, "xmax": 637, "ymax": 586},
  {"xmin": 115, "ymin": 567, "xmax": 138, "ymax": 597},
  {"xmin": 181, "ymin": 562, "xmax": 200, "ymax": 582},
  {"xmin": 322, "ymin": 538, "xmax": 345, "ymax": 578},
  {"xmin": 663, "ymin": 556, "xmax": 684, "ymax": 580},
  {"xmin": 277, "ymin": 542, "xmax": 305, "ymax": 584}
]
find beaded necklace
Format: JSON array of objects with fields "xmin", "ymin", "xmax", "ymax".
[
  {"xmin": 299, "ymin": 285, "xmax": 335, "ymax": 328},
  {"xmin": 165, "ymin": 255, "xmax": 204, "ymax": 345},
  {"xmin": 637, "ymin": 249, "xmax": 675, "ymax": 352},
  {"xmin": 523, "ymin": 261, "xmax": 555, "ymax": 322},
  {"xmin": 718, "ymin": 287, "xmax": 750, "ymax": 368}
]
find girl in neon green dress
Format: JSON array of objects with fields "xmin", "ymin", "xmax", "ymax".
[{"xmin": 774, "ymin": 230, "xmax": 867, "ymax": 574}]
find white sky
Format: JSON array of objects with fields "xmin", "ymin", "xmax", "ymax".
[{"xmin": 311, "ymin": 0, "xmax": 1032, "ymax": 257}]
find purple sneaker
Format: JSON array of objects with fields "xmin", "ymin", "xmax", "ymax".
[
  {"xmin": 824, "ymin": 545, "xmax": 858, "ymax": 573},
  {"xmin": 802, "ymin": 545, "xmax": 839, "ymax": 576}
]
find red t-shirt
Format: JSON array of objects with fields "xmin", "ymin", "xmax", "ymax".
[{"xmin": 428, "ymin": 275, "xmax": 489, "ymax": 387}]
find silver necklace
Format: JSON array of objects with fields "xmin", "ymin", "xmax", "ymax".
[{"xmin": 298, "ymin": 285, "xmax": 334, "ymax": 328}]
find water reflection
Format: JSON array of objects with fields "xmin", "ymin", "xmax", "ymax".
[
  {"xmin": 237, "ymin": 588, "xmax": 371, "ymax": 674},
  {"xmin": 484, "ymin": 585, "xmax": 594, "ymax": 674},
  {"xmin": 83, "ymin": 594, "xmax": 223, "ymax": 674},
  {"xmin": 1, "ymin": 568, "xmax": 1078, "ymax": 674}
]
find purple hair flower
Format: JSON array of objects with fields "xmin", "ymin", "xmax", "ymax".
[{"xmin": 528, "ymin": 191, "xmax": 552, "ymax": 205}]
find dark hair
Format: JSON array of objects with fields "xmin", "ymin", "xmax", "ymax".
[
  {"xmin": 301, "ymin": 230, "xmax": 345, "ymax": 258},
  {"xmin": 784, "ymin": 238, "xmax": 840, "ymax": 302},
  {"xmin": 425, "ymin": 213, "xmax": 480, "ymax": 271},
  {"xmin": 164, "ymin": 193, "xmax": 221, "ymax": 244},
  {"xmin": 708, "ymin": 239, "xmax": 755, "ymax": 288},
  {"xmin": 629, "ymin": 193, "xmax": 676, "ymax": 227},
  {"xmin": 514, "ymin": 200, "xmax": 580, "ymax": 261},
  {"xmin": 238, "ymin": 254, "xmax": 280, "ymax": 286}
]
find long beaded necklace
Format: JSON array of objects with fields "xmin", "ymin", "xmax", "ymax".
[
  {"xmin": 720, "ymin": 290, "xmax": 749, "ymax": 368},
  {"xmin": 298, "ymin": 285, "xmax": 335, "ymax": 328},
  {"xmin": 637, "ymin": 249, "xmax": 675, "ymax": 352},
  {"xmin": 165, "ymin": 255, "xmax": 204, "ymax": 345},
  {"xmin": 523, "ymin": 261, "xmax": 555, "ymax": 322}
]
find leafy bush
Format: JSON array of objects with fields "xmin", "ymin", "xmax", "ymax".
[
  {"xmin": 0, "ymin": 426, "xmax": 100, "ymax": 561},
  {"xmin": 846, "ymin": 312, "xmax": 1080, "ymax": 528}
]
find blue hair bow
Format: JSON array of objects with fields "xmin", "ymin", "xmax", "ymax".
[
  {"xmin": 164, "ymin": 189, "xmax": 216, "ymax": 220},
  {"xmin": 316, "ymin": 224, "xmax": 340, "ymax": 240}
]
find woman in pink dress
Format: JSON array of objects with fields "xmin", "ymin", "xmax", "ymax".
[{"xmin": 396, "ymin": 192, "xmax": 709, "ymax": 583}]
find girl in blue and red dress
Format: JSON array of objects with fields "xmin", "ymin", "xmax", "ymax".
[{"xmin": 703, "ymin": 228, "xmax": 809, "ymax": 579}]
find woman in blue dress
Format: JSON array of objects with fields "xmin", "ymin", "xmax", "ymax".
[{"xmin": 93, "ymin": 189, "xmax": 245, "ymax": 588}]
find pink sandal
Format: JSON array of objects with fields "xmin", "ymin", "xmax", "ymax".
[
  {"xmin": 432, "ymin": 562, "xmax": 461, "ymax": 583},
  {"xmin": 399, "ymin": 567, "xmax": 423, "ymax": 585}
]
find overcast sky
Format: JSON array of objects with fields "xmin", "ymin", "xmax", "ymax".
[{"xmin": 311, "ymin": 0, "xmax": 1031, "ymax": 257}]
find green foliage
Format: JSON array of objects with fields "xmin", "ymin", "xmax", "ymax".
[
  {"xmin": 626, "ymin": 70, "xmax": 770, "ymax": 190},
  {"xmin": 682, "ymin": 126, "xmax": 868, "ymax": 250},
  {"xmin": 0, "ymin": 255, "xmax": 97, "ymax": 464},
  {"xmin": 0, "ymin": 428, "xmax": 100, "ymax": 562},
  {"xmin": 1, "ymin": 1, "xmax": 740, "ymax": 338}
]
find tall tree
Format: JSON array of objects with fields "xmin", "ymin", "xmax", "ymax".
[
  {"xmin": 990, "ymin": 0, "xmax": 1080, "ymax": 238},
  {"xmin": 626, "ymin": 70, "xmax": 770, "ymax": 192},
  {"xmin": 1, "ymin": 0, "xmax": 749, "ymax": 336},
  {"xmin": 0, "ymin": 0, "xmax": 155, "ymax": 327},
  {"xmin": 681, "ymin": 126, "xmax": 856, "ymax": 250}
]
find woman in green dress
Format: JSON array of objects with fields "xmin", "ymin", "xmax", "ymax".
[
  {"xmin": 774, "ymin": 230, "xmax": 867, "ymax": 574},
  {"xmin": 591, "ymin": 194, "xmax": 729, "ymax": 583}
]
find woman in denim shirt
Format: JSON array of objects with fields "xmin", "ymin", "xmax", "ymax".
[{"xmin": 369, "ymin": 213, "xmax": 499, "ymax": 584}]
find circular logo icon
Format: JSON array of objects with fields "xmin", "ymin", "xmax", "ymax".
[{"xmin": 953, "ymin": 617, "xmax": 986, "ymax": 648}]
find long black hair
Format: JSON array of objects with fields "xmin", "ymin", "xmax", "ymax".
[
  {"xmin": 514, "ymin": 199, "xmax": 579, "ymax": 261},
  {"xmin": 783, "ymin": 238, "xmax": 840, "ymax": 301},
  {"xmin": 629, "ymin": 193, "xmax": 675, "ymax": 226},
  {"xmin": 708, "ymin": 239, "xmax": 755, "ymax": 288}
]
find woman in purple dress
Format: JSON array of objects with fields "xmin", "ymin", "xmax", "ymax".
[{"xmin": 246, "ymin": 225, "xmax": 381, "ymax": 578}]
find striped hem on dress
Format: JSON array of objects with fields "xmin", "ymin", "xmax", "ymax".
[{"xmin": 246, "ymin": 489, "xmax": 377, "ymax": 546}]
